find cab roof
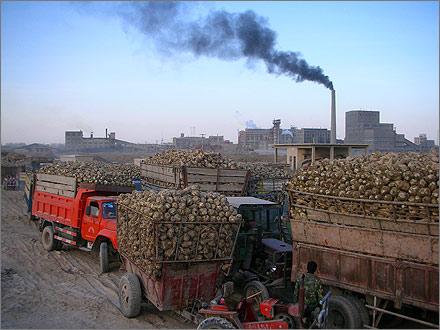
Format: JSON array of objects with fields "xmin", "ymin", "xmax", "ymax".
[
  {"xmin": 88, "ymin": 196, "xmax": 118, "ymax": 202},
  {"xmin": 226, "ymin": 197, "xmax": 278, "ymax": 208}
]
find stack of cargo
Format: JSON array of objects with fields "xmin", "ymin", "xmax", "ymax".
[
  {"xmin": 286, "ymin": 151, "xmax": 439, "ymax": 265},
  {"xmin": 141, "ymin": 150, "xmax": 292, "ymax": 196},
  {"xmin": 117, "ymin": 185, "xmax": 242, "ymax": 279},
  {"xmin": 141, "ymin": 150, "xmax": 250, "ymax": 195},
  {"xmin": 38, "ymin": 161, "xmax": 141, "ymax": 187}
]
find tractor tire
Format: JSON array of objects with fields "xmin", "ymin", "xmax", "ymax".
[
  {"xmin": 41, "ymin": 226, "xmax": 56, "ymax": 251},
  {"xmin": 327, "ymin": 295, "xmax": 362, "ymax": 329},
  {"xmin": 118, "ymin": 274, "xmax": 142, "ymax": 318},
  {"xmin": 343, "ymin": 294, "xmax": 370, "ymax": 328},
  {"xmin": 197, "ymin": 317, "xmax": 236, "ymax": 329},
  {"xmin": 274, "ymin": 312, "xmax": 298, "ymax": 329},
  {"xmin": 243, "ymin": 281, "xmax": 270, "ymax": 312},
  {"xmin": 100, "ymin": 242, "xmax": 110, "ymax": 273}
]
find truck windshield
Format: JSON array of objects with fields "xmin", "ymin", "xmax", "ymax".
[
  {"xmin": 241, "ymin": 207, "xmax": 280, "ymax": 233},
  {"xmin": 102, "ymin": 202, "xmax": 116, "ymax": 219}
]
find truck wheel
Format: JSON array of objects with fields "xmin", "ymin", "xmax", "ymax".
[
  {"xmin": 118, "ymin": 274, "xmax": 142, "ymax": 318},
  {"xmin": 100, "ymin": 242, "xmax": 109, "ymax": 273},
  {"xmin": 41, "ymin": 226, "xmax": 56, "ymax": 251},
  {"xmin": 197, "ymin": 317, "xmax": 236, "ymax": 329},
  {"xmin": 343, "ymin": 294, "xmax": 370, "ymax": 328},
  {"xmin": 243, "ymin": 281, "xmax": 270, "ymax": 311},
  {"xmin": 328, "ymin": 295, "xmax": 361, "ymax": 329},
  {"xmin": 274, "ymin": 312, "xmax": 298, "ymax": 329}
]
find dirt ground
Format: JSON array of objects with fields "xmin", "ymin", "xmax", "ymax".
[{"xmin": 1, "ymin": 189, "xmax": 194, "ymax": 329}]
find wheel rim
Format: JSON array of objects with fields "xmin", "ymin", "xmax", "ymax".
[
  {"xmin": 328, "ymin": 309, "xmax": 345, "ymax": 328},
  {"xmin": 246, "ymin": 287, "xmax": 263, "ymax": 309},
  {"xmin": 121, "ymin": 283, "xmax": 129, "ymax": 307},
  {"xmin": 43, "ymin": 230, "xmax": 51, "ymax": 245},
  {"xmin": 275, "ymin": 313, "xmax": 295, "ymax": 328}
]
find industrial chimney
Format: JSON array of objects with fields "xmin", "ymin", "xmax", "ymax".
[{"xmin": 331, "ymin": 89, "xmax": 336, "ymax": 144}]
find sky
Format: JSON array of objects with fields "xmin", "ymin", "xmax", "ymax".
[{"xmin": 1, "ymin": 1, "xmax": 439, "ymax": 145}]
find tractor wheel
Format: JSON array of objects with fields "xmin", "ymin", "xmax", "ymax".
[
  {"xmin": 343, "ymin": 294, "xmax": 370, "ymax": 328},
  {"xmin": 274, "ymin": 312, "xmax": 298, "ymax": 329},
  {"xmin": 41, "ymin": 226, "xmax": 56, "ymax": 251},
  {"xmin": 327, "ymin": 295, "xmax": 362, "ymax": 329},
  {"xmin": 118, "ymin": 274, "xmax": 142, "ymax": 318},
  {"xmin": 100, "ymin": 242, "xmax": 110, "ymax": 273},
  {"xmin": 197, "ymin": 317, "xmax": 236, "ymax": 329},
  {"xmin": 243, "ymin": 281, "xmax": 270, "ymax": 311}
]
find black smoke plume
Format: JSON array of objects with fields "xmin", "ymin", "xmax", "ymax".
[{"xmin": 119, "ymin": 2, "xmax": 333, "ymax": 90}]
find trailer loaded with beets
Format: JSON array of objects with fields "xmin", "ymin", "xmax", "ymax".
[
  {"xmin": 115, "ymin": 187, "xmax": 242, "ymax": 321},
  {"xmin": 285, "ymin": 151, "xmax": 439, "ymax": 328}
]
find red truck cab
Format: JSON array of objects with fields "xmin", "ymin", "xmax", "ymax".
[{"xmin": 82, "ymin": 196, "xmax": 118, "ymax": 250}]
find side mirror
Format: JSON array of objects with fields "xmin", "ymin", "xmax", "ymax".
[{"xmin": 86, "ymin": 206, "xmax": 91, "ymax": 216}]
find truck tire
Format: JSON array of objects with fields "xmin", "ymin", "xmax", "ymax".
[
  {"xmin": 328, "ymin": 295, "xmax": 362, "ymax": 329},
  {"xmin": 343, "ymin": 294, "xmax": 370, "ymax": 328},
  {"xmin": 118, "ymin": 274, "xmax": 142, "ymax": 318},
  {"xmin": 100, "ymin": 242, "xmax": 109, "ymax": 273},
  {"xmin": 197, "ymin": 317, "xmax": 236, "ymax": 329},
  {"xmin": 41, "ymin": 226, "xmax": 56, "ymax": 251},
  {"xmin": 243, "ymin": 281, "xmax": 270, "ymax": 311}
]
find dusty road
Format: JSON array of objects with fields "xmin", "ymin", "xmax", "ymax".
[{"xmin": 1, "ymin": 189, "xmax": 193, "ymax": 329}]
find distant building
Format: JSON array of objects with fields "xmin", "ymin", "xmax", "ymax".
[
  {"xmin": 414, "ymin": 134, "xmax": 437, "ymax": 153},
  {"xmin": 65, "ymin": 130, "xmax": 116, "ymax": 151},
  {"xmin": 345, "ymin": 110, "xmax": 419, "ymax": 153},
  {"xmin": 238, "ymin": 119, "xmax": 332, "ymax": 150},
  {"xmin": 60, "ymin": 154, "xmax": 96, "ymax": 162},
  {"xmin": 172, "ymin": 133, "xmax": 232, "ymax": 151},
  {"xmin": 64, "ymin": 130, "xmax": 173, "ymax": 153},
  {"xmin": 14, "ymin": 143, "xmax": 56, "ymax": 156}
]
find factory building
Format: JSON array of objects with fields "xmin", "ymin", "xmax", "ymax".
[
  {"xmin": 414, "ymin": 134, "xmax": 437, "ymax": 153},
  {"xmin": 172, "ymin": 134, "xmax": 233, "ymax": 151},
  {"xmin": 64, "ymin": 130, "xmax": 172, "ymax": 153},
  {"xmin": 65, "ymin": 130, "xmax": 116, "ymax": 151},
  {"xmin": 238, "ymin": 119, "xmax": 331, "ymax": 150},
  {"xmin": 345, "ymin": 110, "xmax": 420, "ymax": 153}
]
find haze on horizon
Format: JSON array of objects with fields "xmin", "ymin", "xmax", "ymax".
[{"xmin": 1, "ymin": 1, "xmax": 438, "ymax": 145}]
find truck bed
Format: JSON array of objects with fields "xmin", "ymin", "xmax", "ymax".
[
  {"xmin": 121, "ymin": 253, "xmax": 220, "ymax": 311},
  {"xmin": 291, "ymin": 242, "xmax": 439, "ymax": 312},
  {"xmin": 140, "ymin": 163, "xmax": 250, "ymax": 196}
]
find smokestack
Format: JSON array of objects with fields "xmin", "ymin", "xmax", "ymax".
[{"xmin": 331, "ymin": 89, "xmax": 336, "ymax": 144}]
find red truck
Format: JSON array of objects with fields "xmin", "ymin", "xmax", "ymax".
[{"xmin": 31, "ymin": 174, "xmax": 134, "ymax": 272}]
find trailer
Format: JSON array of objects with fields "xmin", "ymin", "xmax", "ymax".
[
  {"xmin": 116, "ymin": 202, "xmax": 241, "ymax": 322},
  {"xmin": 31, "ymin": 173, "xmax": 135, "ymax": 272},
  {"xmin": 287, "ymin": 188, "xmax": 439, "ymax": 328},
  {"xmin": 140, "ymin": 163, "xmax": 250, "ymax": 196}
]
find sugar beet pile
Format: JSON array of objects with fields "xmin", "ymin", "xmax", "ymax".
[
  {"xmin": 288, "ymin": 151, "xmax": 439, "ymax": 204},
  {"xmin": 145, "ymin": 149, "xmax": 291, "ymax": 179},
  {"xmin": 117, "ymin": 186, "xmax": 242, "ymax": 278},
  {"xmin": 38, "ymin": 161, "xmax": 141, "ymax": 186}
]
